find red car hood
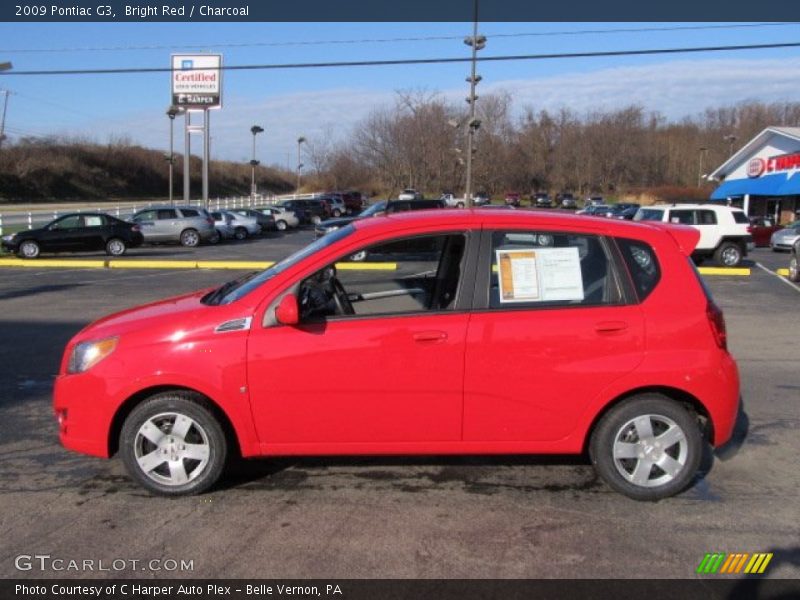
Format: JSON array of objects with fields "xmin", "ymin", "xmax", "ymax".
[{"xmin": 72, "ymin": 288, "xmax": 214, "ymax": 342}]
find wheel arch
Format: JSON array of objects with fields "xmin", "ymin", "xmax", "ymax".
[
  {"xmin": 108, "ymin": 385, "xmax": 242, "ymax": 458},
  {"xmin": 582, "ymin": 385, "xmax": 713, "ymax": 453}
]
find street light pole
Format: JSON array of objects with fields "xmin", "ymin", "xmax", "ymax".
[
  {"xmin": 698, "ymin": 146, "xmax": 708, "ymax": 187},
  {"xmin": 250, "ymin": 125, "xmax": 264, "ymax": 203},
  {"xmin": 724, "ymin": 134, "xmax": 738, "ymax": 157},
  {"xmin": 0, "ymin": 61, "xmax": 13, "ymax": 151},
  {"xmin": 166, "ymin": 106, "xmax": 183, "ymax": 205},
  {"xmin": 297, "ymin": 136, "xmax": 306, "ymax": 192}
]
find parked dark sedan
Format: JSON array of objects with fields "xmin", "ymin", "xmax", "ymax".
[
  {"xmin": 2, "ymin": 213, "xmax": 143, "ymax": 259},
  {"xmin": 314, "ymin": 199, "xmax": 445, "ymax": 239}
]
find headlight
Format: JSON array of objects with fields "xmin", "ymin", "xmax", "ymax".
[
  {"xmin": 2, "ymin": 234, "xmax": 15, "ymax": 242},
  {"xmin": 68, "ymin": 337, "xmax": 118, "ymax": 374}
]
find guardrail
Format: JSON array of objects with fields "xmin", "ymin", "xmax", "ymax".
[{"xmin": 0, "ymin": 191, "xmax": 337, "ymax": 236}]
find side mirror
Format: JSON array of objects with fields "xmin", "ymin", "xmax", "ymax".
[{"xmin": 275, "ymin": 294, "xmax": 299, "ymax": 326}]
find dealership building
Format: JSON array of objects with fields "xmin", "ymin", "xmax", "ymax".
[{"xmin": 708, "ymin": 126, "xmax": 800, "ymax": 224}]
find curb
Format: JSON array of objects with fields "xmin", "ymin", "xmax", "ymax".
[
  {"xmin": 0, "ymin": 258, "xmax": 398, "ymax": 271},
  {"xmin": 776, "ymin": 268, "xmax": 790, "ymax": 277},
  {"xmin": 696, "ymin": 267, "xmax": 751, "ymax": 276}
]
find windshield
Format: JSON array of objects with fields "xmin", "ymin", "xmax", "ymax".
[
  {"xmin": 212, "ymin": 225, "xmax": 355, "ymax": 305},
  {"xmin": 359, "ymin": 201, "xmax": 388, "ymax": 217}
]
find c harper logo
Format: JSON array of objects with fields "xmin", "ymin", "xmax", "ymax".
[
  {"xmin": 747, "ymin": 158, "xmax": 766, "ymax": 178},
  {"xmin": 697, "ymin": 552, "xmax": 773, "ymax": 575}
]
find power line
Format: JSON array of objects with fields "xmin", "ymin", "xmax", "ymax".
[
  {"xmin": 0, "ymin": 22, "xmax": 798, "ymax": 54},
  {"xmin": 2, "ymin": 41, "xmax": 800, "ymax": 76}
]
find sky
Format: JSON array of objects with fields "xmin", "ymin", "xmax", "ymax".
[{"xmin": 1, "ymin": 21, "xmax": 800, "ymax": 167}]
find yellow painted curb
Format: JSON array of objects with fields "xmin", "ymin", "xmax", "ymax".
[
  {"xmin": 196, "ymin": 261, "xmax": 273, "ymax": 270},
  {"xmin": 776, "ymin": 268, "xmax": 790, "ymax": 276},
  {"xmin": 335, "ymin": 262, "xmax": 397, "ymax": 270},
  {"xmin": 697, "ymin": 267, "xmax": 751, "ymax": 276},
  {"xmin": 0, "ymin": 258, "xmax": 107, "ymax": 268},
  {"xmin": 107, "ymin": 260, "xmax": 198, "ymax": 269}
]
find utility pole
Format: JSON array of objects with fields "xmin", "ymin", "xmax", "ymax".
[
  {"xmin": 698, "ymin": 147, "xmax": 708, "ymax": 187},
  {"xmin": 463, "ymin": 0, "xmax": 484, "ymax": 207},
  {"xmin": 297, "ymin": 136, "xmax": 306, "ymax": 191}
]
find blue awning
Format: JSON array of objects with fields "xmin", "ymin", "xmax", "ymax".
[{"xmin": 710, "ymin": 173, "xmax": 800, "ymax": 199}]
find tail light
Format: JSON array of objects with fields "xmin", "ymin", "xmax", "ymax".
[
  {"xmin": 206, "ymin": 217, "xmax": 215, "ymax": 225},
  {"xmin": 706, "ymin": 301, "xmax": 727, "ymax": 350},
  {"xmin": 131, "ymin": 224, "xmax": 141, "ymax": 232},
  {"xmin": 746, "ymin": 225, "xmax": 753, "ymax": 233}
]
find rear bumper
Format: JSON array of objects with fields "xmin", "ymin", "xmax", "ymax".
[{"xmin": 709, "ymin": 351, "xmax": 741, "ymax": 447}]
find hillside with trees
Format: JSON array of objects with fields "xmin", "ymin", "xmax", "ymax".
[{"xmin": 0, "ymin": 137, "xmax": 294, "ymax": 203}]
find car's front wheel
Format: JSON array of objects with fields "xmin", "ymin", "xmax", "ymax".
[
  {"xmin": 120, "ymin": 392, "xmax": 227, "ymax": 496},
  {"xmin": 18, "ymin": 240, "xmax": 40, "ymax": 259},
  {"xmin": 590, "ymin": 394, "xmax": 702, "ymax": 500},
  {"xmin": 276, "ymin": 220, "xmax": 288, "ymax": 231},
  {"xmin": 105, "ymin": 238, "xmax": 127, "ymax": 256}
]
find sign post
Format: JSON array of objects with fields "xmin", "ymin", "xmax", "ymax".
[{"xmin": 171, "ymin": 54, "xmax": 222, "ymax": 208}]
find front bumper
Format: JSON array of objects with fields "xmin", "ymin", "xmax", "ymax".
[{"xmin": 53, "ymin": 373, "xmax": 117, "ymax": 458}]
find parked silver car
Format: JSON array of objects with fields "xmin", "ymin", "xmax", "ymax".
[
  {"xmin": 770, "ymin": 221, "xmax": 800, "ymax": 251},
  {"xmin": 132, "ymin": 206, "xmax": 216, "ymax": 247},
  {"xmin": 210, "ymin": 211, "xmax": 236, "ymax": 241},
  {"xmin": 221, "ymin": 209, "xmax": 261, "ymax": 240}
]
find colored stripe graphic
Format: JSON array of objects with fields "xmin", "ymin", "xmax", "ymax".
[
  {"xmin": 698, "ymin": 552, "xmax": 773, "ymax": 574},
  {"xmin": 697, "ymin": 553, "xmax": 726, "ymax": 574}
]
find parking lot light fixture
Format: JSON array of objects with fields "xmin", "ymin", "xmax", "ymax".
[
  {"xmin": 166, "ymin": 106, "xmax": 184, "ymax": 205},
  {"xmin": 250, "ymin": 125, "xmax": 264, "ymax": 203}
]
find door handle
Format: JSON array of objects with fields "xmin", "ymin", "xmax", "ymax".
[
  {"xmin": 595, "ymin": 321, "xmax": 628, "ymax": 333},
  {"xmin": 413, "ymin": 330, "xmax": 448, "ymax": 343}
]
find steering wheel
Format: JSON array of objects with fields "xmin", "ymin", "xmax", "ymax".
[{"xmin": 331, "ymin": 278, "xmax": 355, "ymax": 315}]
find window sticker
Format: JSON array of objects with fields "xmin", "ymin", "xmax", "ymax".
[{"xmin": 496, "ymin": 247, "xmax": 584, "ymax": 303}]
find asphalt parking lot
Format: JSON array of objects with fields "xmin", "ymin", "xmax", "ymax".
[{"xmin": 0, "ymin": 238, "xmax": 798, "ymax": 581}]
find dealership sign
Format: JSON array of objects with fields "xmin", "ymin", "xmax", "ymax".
[
  {"xmin": 171, "ymin": 54, "xmax": 222, "ymax": 108},
  {"xmin": 747, "ymin": 152, "xmax": 800, "ymax": 178}
]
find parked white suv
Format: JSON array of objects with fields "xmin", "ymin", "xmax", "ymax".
[{"xmin": 633, "ymin": 204, "xmax": 754, "ymax": 267}]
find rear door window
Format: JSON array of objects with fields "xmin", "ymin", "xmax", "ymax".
[
  {"xmin": 697, "ymin": 210, "xmax": 717, "ymax": 225},
  {"xmin": 181, "ymin": 209, "xmax": 199, "ymax": 218},
  {"xmin": 668, "ymin": 210, "xmax": 696, "ymax": 225},
  {"xmin": 487, "ymin": 231, "xmax": 623, "ymax": 308},
  {"xmin": 156, "ymin": 209, "xmax": 178, "ymax": 220}
]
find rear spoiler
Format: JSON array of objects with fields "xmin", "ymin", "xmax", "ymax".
[{"xmin": 645, "ymin": 222, "xmax": 700, "ymax": 256}]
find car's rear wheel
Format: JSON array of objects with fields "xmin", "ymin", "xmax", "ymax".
[
  {"xmin": 120, "ymin": 392, "xmax": 227, "ymax": 496},
  {"xmin": 234, "ymin": 227, "xmax": 248, "ymax": 241},
  {"xmin": 276, "ymin": 220, "xmax": 288, "ymax": 231},
  {"xmin": 714, "ymin": 242, "xmax": 743, "ymax": 267},
  {"xmin": 590, "ymin": 394, "xmax": 702, "ymax": 500},
  {"xmin": 180, "ymin": 228, "xmax": 200, "ymax": 247},
  {"xmin": 457, "ymin": 202, "xmax": 465, "ymax": 208},
  {"xmin": 18, "ymin": 240, "xmax": 40, "ymax": 259},
  {"xmin": 209, "ymin": 231, "xmax": 221, "ymax": 245},
  {"xmin": 105, "ymin": 238, "xmax": 127, "ymax": 256},
  {"xmin": 333, "ymin": 209, "xmax": 342, "ymax": 218}
]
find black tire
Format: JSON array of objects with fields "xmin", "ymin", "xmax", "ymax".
[
  {"xmin": 714, "ymin": 241, "xmax": 743, "ymax": 267},
  {"xmin": 120, "ymin": 392, "xmax": 227, "ymax": 496},
  {"xmin": 457, "ymin": 202, "xmax": 465, "ymax": 208},
  {"xmin": 276, "ymin": 220, "xmax": 288, "ymax": 231},
  {"xmin": 179, "ymin": 228, "xmax": 200, "ymax": 247},
  {"xmin": 333, "ymin": 209, "xmax": 342, "ymax": 218},
  {"xmin": 234, "ymin": 227, "xmax": 248, "ymax": 241},
  {"xmin": 209, "ymin": 231, "xmax": 221, "ymax": 245},
  {"xmin": 789, "ymin": 252, "xmax": 800, "ymax": 283},
  {"xmin": 589, "ymin": 394, "xmax": 703, "ymax": 501},
  {"xmin": 18, "ymin": 240, "xmax": 40, "ymax": 259},
  {"xmin": 105, "ymin": 238, "xmax": 127, "ymax": 256}
]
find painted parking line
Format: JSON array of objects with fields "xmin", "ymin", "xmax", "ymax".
[
  {"xmin": 0, "ymin": 258, "xmax": 398, "ymax": 271},
  {"xmin": 756, "ymin": 263, "xmax": 800, "ymax": 294}
]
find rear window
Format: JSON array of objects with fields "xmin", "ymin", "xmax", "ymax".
[
  {"xmin": 181, "ymin": 209, "xmax": 199, "ymax": 217},
  {"xmin": 732, "ymin": 210, "xmax": 749, "ymax": 224},
  {"xmin": 616, "ymin": 238, "xmax": 661, "ymax": 301}
]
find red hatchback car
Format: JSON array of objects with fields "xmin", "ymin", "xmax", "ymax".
[{"xmin": 54, "ymin": 210, "xmax": 740, "ymax": 500}]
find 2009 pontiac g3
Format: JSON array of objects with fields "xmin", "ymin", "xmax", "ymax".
[{"xmin": 54, "ymin": 209, "xmax": 740, "ymax": 500}]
